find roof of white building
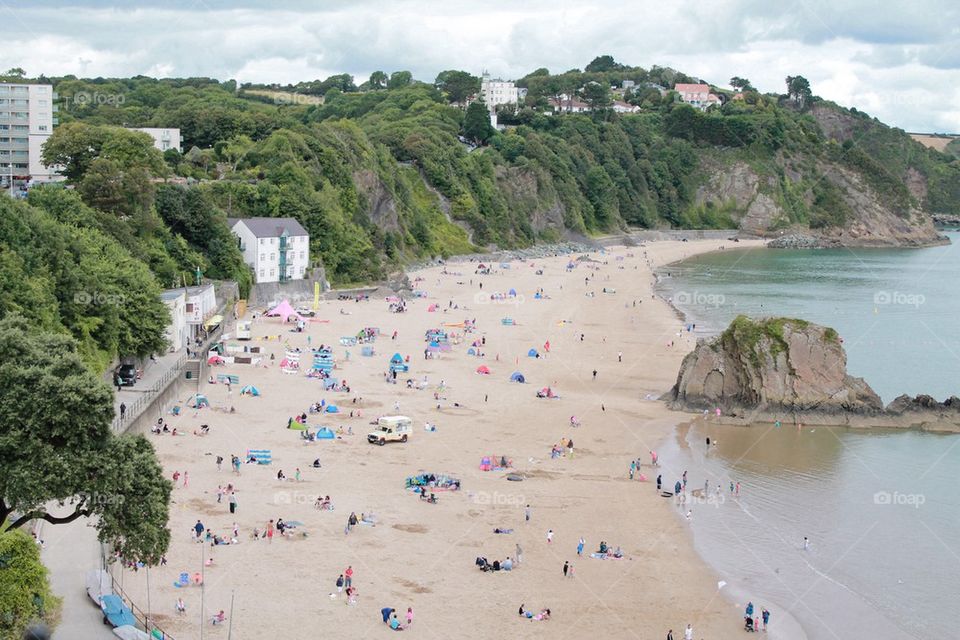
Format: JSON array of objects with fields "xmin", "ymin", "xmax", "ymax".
[{"xmin": 229, "ymin": 217, "xmax": 309, "ymax": 238}]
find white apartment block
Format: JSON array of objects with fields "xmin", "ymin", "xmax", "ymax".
[
  {"xmin": 228, "ymin": 217, "xmax": 310, "ymax": 284},
  {"xmin": 480, "ymin": 72, "xmax": 519, "ymax": 111},
  {"xmin": 0, "ymin": 83, "xmax": 59, "ymax": 187},
  {"xmin": 129, "ymin": 127, "xmax": 182, "ymax": 153}
]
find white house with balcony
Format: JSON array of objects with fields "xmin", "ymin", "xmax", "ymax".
[
  {"xmin": 183, "ymin": 283, "xmax": 217, "ymax": 342},
  {"xmin": 228, "ymin": 217, "xmax": 310, "ymax": 284},
  {"xmin": 128, "ymin": 127, "xmax": 182, "ymax": 153},
  {"xmin": 674, "ymin": 83, "xmax": 721, "ymax": 110}
]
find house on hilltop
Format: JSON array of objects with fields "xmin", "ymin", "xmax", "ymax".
[
  {"xmin": 674, "ymin": 83, "xmax": 721, "ymax": 110},
  {"xmin": 228, "ymin": 217, "xmax": 310, "ymax": 284}
]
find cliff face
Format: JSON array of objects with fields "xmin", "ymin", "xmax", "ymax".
[
  {"xmin": 668, "ymin": 316, "xmax": 883, "ymax": 414},
  {"xmin": 694, "ymin": 159, "xmax": 946, "ymax": 247}
]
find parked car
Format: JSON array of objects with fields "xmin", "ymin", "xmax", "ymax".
[
  {"xmin": 115, "ymin": 363, "xmax": 137, "ymax": 386},
  {"xmin": 367, "ymin": 416, "xmax": 413, "ymax": 445},
  {"xmin": 295, "ymin": 307, "xmax": 316, "ymax": 317}
]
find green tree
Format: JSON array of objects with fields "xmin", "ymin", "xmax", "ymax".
[
  {"xmin": 2, "ymin": 67, "xmax": 26, "ymax": 78},
  {"xmin": 41, "ymin": 123, "xmax": 166, "ymax": 184},
  {"xmin": 434, "ymin": 70, "xmax": 480, "ymax": 104},
  {"xmin": 0, "ymin": 529, "xmax": 60, "ymax": 639},
  {"xmin": 730, "ymin": 76, "xmax": 755, "ymax": 91},
  {"xmin": 388, "ymin": 71, "xmax": 413, "ymax": 90},
  {"xmin": 369, "ymin": 70, "xmax": 388, "ymax": 90},
  {"xmin": 463, "ymin": 100, "xmax": 493, "ymax": 145},
  {"xmin": 0, "ymin": 316, "xmax": 172, "ymax": 563},
  {"xmin": 582, "ymin": 82, "xmax": 612, "ymax": 111},
  {"xmin": 585, "ymin": 55, "xmax": 621, "ymax": 73},
  {"xmin": 785, "ymin": 75, "xmax": 812, "ymax": 106}
]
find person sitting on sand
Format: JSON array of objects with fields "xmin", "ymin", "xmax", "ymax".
[
  {"xmin": 535, "ymin": 609, "xmax": 551, "ymax": 621},
  {"xmin": 598, "ymin": 541, "xmax": 608, "ymax": 555},
  {"xmin": 277, "ymin": 470, "xmax": 286, "ymax": 481},
  {"xmin": 390, "ymin": 613, "xmax": 403, "ymax": 630}
]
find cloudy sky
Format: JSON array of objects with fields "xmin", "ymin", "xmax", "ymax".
[{"xmin": 3, "ymin": 0, "xmax": 959, "ymax": 131}]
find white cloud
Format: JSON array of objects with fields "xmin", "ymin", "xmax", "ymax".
[{"xmin": 1, "ymin": 1, "xmax": 958, "ymax": 131}]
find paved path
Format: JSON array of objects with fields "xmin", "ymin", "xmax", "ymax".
[{"xmin": 39, "ymin": 516, "xmax": 115, "ymax": 640}]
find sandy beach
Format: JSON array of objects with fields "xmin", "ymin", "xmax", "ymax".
[{"xmin": 112, "ymin": 238, "xmax": 781, "ymax": 639}]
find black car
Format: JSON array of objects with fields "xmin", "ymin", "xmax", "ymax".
[{"xmin": 116, "ymin": 363, "xmax": 137, "ymax": 386}]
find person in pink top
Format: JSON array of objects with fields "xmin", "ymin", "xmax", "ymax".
[{"xmin": 406, "ymin": 607, "xmax": 413, "ymax": 626}]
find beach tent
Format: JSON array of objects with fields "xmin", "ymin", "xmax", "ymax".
[
  {"xmin": 467, "ymin": 348, "xmax": 476, "ymax": 355},
  {"xmin": 325, "ymin": 405, "xmax": 340, "ymax": 413},
  {"xmin": 501, "ymin": 317, "xmax": 515, "ymax": 326},
  {"xmin": 288, "ymin": 420, "xmax": 308, "ymax": 431},
  {"xmin": 508, "ymin": 288, "xmax": 517, "ymax": 297},
  {"xmin": 239, "ymin": 385, "xmax": 260, "ymax": 396},
  {"xmin": 207, "ymin": 355, "xmax": 224, "ymax": 365},
  {"xmin": 246, "ymin": 449, "xmax": 272, "ymax": 464},
  {"xmin": 187, "ymin": 394, "xmax": 210, "ymax": 408},
  {"xmin": 476, "ymin": 365, "xmax": 491, "ymax": 375},
  {"xmin": 527, "ymin": 348, "xmax": 539, "ymax": 357},
  {"xmin": 510, "ymin": 371, "xmax": 525, "ymax": 383},
  {"xmin": 315, "ymin": 427, "xmax": 336, "ymax": 439},
  {"xmin": 265, "ymin": 299, "xmax": 302, "ymax": 323},
  {"xmin": 427, "ymin": 304, "xmax": 438, "ymax": 312},
  {"xmin": 390, "ymin": 353, "xmax": 404, "ymax": 363}
]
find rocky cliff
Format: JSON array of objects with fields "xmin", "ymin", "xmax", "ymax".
[{"xmin": 668, "ymin": 316, "xmax": 883, "ymax": 414}]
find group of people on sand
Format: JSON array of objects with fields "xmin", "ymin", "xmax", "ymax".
[
  {"xmin": 380, "ymin": 606, "xmax": 413, "ymax": 630},
  {"xmin": 518, "ymin": 604, "xmax": 551, "ymax": 621},
  {"xmin": 743, "ymin": 601, "xmax": 771, "ymax": 632}
]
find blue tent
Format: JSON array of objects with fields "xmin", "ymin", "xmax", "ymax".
[
  {"xmin": 510, "ymin": 371, "xmax": 525, "ymax": 383},
  {"xmin": 315, "ymin": 427, "xmax": 335, "ymax": 439},
  {"xmin": 527, "ymin": 348, "xmax": 538, "ymax": 357},
  {"xmin": 240, "ymin": 385, "xmax": 260, "ymax": 396},
  {"xmin": 390, "ymin": 353, "xmax": 404, "ymax": 363},
  {"xmin": 326, "ymin": 405, "xmax": 339, "ymax": 413},
  {"xmin": 467, "ymin": 348, "xmax": 476, "ymax": 355},
  {"xmin": 508, "ymin": 288, "xmax": 517, "ymax": 297}
]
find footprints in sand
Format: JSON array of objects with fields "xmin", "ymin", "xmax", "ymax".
[{"xmin": 394, "ymin": 577, "xmax": 432, "ymax": 594}]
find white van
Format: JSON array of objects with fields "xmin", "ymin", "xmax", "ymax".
[{"xmin": 367, "ymin": 415, "xmax": 413, "ymax": 445}]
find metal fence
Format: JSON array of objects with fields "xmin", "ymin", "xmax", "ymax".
[
  {"xmin": 111, "ymin": 351, "xmax": 187, "ymax": 433},
  {"xmin": 105, "ymin": 562, "xmax": 175, "ymax": 640}
]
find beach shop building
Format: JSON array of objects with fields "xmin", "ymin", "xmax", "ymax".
[
  {"xmin": 183, "ymin": 283, "xmax": 218, "ymax": 343},
  {"xmin": 228, "ymin": 217, "xmax": 310, "ymax": 284}
]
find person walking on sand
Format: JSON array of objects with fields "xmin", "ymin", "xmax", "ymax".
[
  {"xmin": 592, "ymin": 369, "xmax": 597, "ymax": 380},
  {"xmin": 547, "ymin": 529, "xmax": 554, "ymax": 544},
  {"xmin": 216, "ymin": 485, "xmax": 223, "ymax": 503},
  {"xmin": 563, "ymin": 561, "xmax": 569, "ymax": 577},
  {"xmin": 684, "ymin": 623, "xmax": 693, "ymax": 640},
  {"xmin": 577, "ymin": 537, "xmax": 585, "ymax": 556},
  {"xmin": 336, "ymin": 574, "xmax": 344, "ymax": 593},
  {"xmin": 266, "ymin": 519, "xmax": 274, "ymax": 542},
  {"xmin": 666, "ymin": 630, "xmax": 673, "ymax": 640},
  {"xmin": 618, "ymin": 351, "xmax": 622, "ymax": 363},
  {"xmin": 515, "ymin": 543, "xmax": 523, "ymax": 565},
  {"xmin": 406, "ymin": 607, "xmax": 413, "ymax": 626},
  {"xmin": 629, "ymin": 460, "xmax": 636, "ymax": 480},
  {"xmin": 803, "ymin": 536, "xmax": 810, "ymax": 551},
  {"xmin": 216, "ymin": 455, "xmax": 223, "ymax": 472},
  {"xmin": 762, "ymin": 608, "xmax": 770, "ymax": 630},
  {"xmin": 182, "ymin": 472, "xmax": 188, "ymax": 487},
  {"xmin": 657, "ymin": 474, "xmax": 662, "ymax": 491},
  {"xmin": 736, "ymin": 481, "xmax": 741, "ymax": 496},
  {"xmin": 229, "ymin": 491, "xmax": 238, "ymax": 514},
  {"xmin": 295, "ymin": 467, "xmax": 301, "ymax": 482},
  {"xmin": 525, "ymin": 504, "xmax": 531, "ymax": 523},
  {"xmin": 345, "ymin": 566, "xmax": 353, "ymax": 588}
]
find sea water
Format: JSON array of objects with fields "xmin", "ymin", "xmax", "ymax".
[{"xmin": 657, "ymin": 235, "xmax": 960, "ymax": 639}]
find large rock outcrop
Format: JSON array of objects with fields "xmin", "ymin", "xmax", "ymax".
[{"xmin": 668, "ymin": 316, "xmax": 883, "ymax": 415}]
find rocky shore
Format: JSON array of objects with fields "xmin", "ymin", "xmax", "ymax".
[{"xmin": 667, "ymin": 315, "xmax": 960, "ymax": 432}]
